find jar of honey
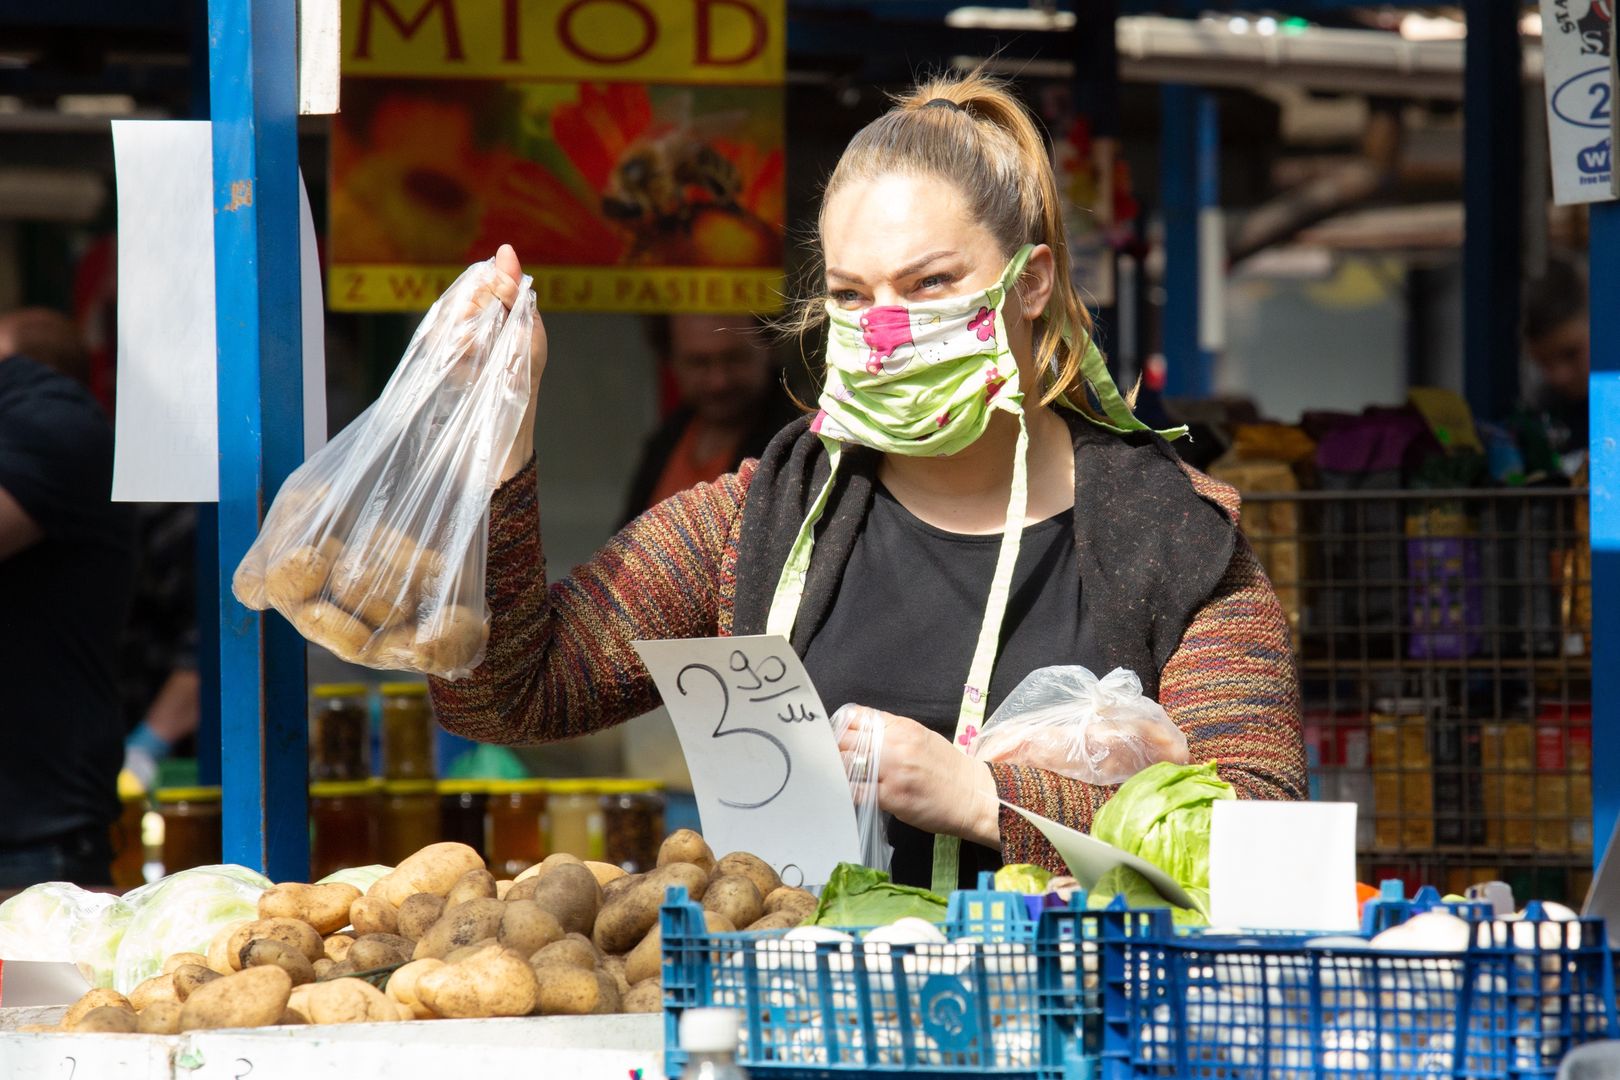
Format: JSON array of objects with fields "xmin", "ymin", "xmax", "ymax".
[
  {"xmin": 437, "ymin": 779, "xmax": 489, "ymax": 865},
  {"xmin": 599, "ymin": 780, "xmax": 665, "ymax": 873},
  {"xmin": 380, "ymin": 779, "xmax": 440, "ymax": 865},
  {"xmin": 546, "ymin": 780, "xmax": 605, "ymax": 862},
  {"xmin": 379, "ymin": 682, "xmax": 435, "ymax": 780},
  {"xmin": 485, "ymin": 779, "xmax": 547, "ymax": 879},
  {"xmin": 309, "ymin": 683, "xmax": 371, "ymax": 782},
  {"xmin": 154, "ymin": 786, "xmax": 222, "ymax": 874},
  {"xmin": 309, "ymin": 779, "xmax": 380, "ymax": 880},
  {"xmin": 109, "ymin": 772, "xmax": 149, "ymax": 889}
]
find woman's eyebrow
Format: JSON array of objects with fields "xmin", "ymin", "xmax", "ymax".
[{"xmin": 826, "ymin": 250, "xmax": 957, "ymax": 286}]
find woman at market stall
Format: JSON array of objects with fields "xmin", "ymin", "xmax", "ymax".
[{"xmin": 428, "ymin": 71, "xmax": 1306, "ymax": 891}]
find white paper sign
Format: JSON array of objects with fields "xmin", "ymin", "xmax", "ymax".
[
  {"xmin": 1003, "ymin": 803, "xmax": 1199, "ymax": 910},
  {"xmin": 633, "ymin": 635, "xmax": 861, "ymax": 889},
  {"xmin": 1209, "ymin": 800, "xmax": 1359, "ymax": 932},
  {"xmin": 1539, "ymin": 0, "xmax": 1616, "ymax": 204},
  {"xmin": 111, "ymin": 120, "xmax": 327, "ymax": 502},
  {"xmin": 0, "ymin": 959, "xmax": 91, "ymax": 1008}
]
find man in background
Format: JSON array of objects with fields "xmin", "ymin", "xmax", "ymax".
[
  {"xmin": 1524, "ymin": 254, "xmax": 1590, "ymax": 467},
  {"xmin": 620, "ymin": 313, "xmax": 797, "ymax": 525},
  {"xmin": 0, "ymin": 308, "xmax": 135, "ymax": 887}
]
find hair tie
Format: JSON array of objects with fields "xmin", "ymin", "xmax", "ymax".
[{"xmin": 922, "ymin": 97, "xmax": 962, "ymax": 112}]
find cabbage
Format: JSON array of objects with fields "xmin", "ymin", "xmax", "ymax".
[
  {"xmin": 69, "ymin": 897, "xmax": 134, "ymax": 988},
  {"xmin": 1087, "ymin": 866, "xmax": 1206, "ymax": 927},
  {"xmin": 994, "ymin": 864, "xmax": 1053, "ymax": 895},
  {"xmin": 809, "ymin": 864, "xmax": 948, "ymax": 928},
  {"xmin": 317, "ymin": 864, "xmax": 392, "ymax": 892},
  {"xmin": 111, "ymin": 866, "xmax": 267, "ymax": 991},
  {"xmin": 0, "ymin": 882, "xmax": 120, "ymax": 963},
  {"xmin": 1088, "ymin": 761, "xmax": 1234, "ymax": 925}
]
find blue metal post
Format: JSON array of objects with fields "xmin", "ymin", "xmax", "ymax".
[
  {"xmin": 1195, "ymin": 91, "xmax": 1222, "ymax": 385},
  {"xmin": 1161, "ymin": 85, "xmax": 1217, "ymax": 399},
  {"xmin": 1461, "ymin": 0, "xmax": 1522, "ymax": 421},
  {"xmin": 1590, "ymin": 201, "xmax": 1620, "ymax": 869},
  {"xmin": 208, "ymin": 0, "xmax": 308, "ymax": 878}
]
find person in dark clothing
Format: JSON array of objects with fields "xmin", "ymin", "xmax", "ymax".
[
  {"xmin": 0, "ymin": 308, "xmax": 136, "ymax": 887},
  {"xmin": 620, "ymin": 314, "xmax": 798, "ymax": 526},
  {"xmin": 1525, "ymin": 255, "xmax": 1590, "ymax": 463}
]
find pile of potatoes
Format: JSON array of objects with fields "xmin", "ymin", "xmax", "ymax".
[
  {"xmin": 40, "ymin": 832, "xmax": 818, "ymax": 1034},
  {"xmin": 232, "ymin": 513, "xmax": 485, "ymax": 673}
]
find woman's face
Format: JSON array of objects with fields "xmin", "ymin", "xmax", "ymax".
[{"xmin": 821, "ymin": 172, "xmax": 1053, "ymax": 369}]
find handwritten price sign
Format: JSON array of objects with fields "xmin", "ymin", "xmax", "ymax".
[{"xmin": 634, "ymin": 635, "xmax": 861, "ymax": 889}]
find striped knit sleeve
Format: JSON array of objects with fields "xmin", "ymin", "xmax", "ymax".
[
  {"xmin": 993, "ymin": 536, "xmax": 1307, "ymax": 871},
  {"xmin": 427, "ymin": 456, "xmax": 757, "ymax": 745}
]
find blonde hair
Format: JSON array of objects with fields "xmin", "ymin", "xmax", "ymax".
[{"xmin": 790, "ymin": 69, "xmax": 1100, "ymax": 411}]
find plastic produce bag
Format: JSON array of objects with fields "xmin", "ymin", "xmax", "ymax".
[
  {"xmin": 967, "ymin": 665, "xmax": 1187, "ymax": 785},
  {"xmin": 832, "ymin": 705, "xmax": 892, "ymax": 873},
  {"xmin": 233, "ymin": 259, "xmax": 535, "ymax": 679}
]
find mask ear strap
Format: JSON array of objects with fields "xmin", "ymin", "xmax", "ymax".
[
  {"xmin": 1054, "ymin": 323, "xmax": 1189, "ymax": 442},
  {"xmin": 765, "ymin": 441, "xmax": 842, "ymax": 641}
]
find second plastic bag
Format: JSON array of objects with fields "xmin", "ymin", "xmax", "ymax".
[
  {"xmin": 966, "ymin": 665, "xmax": 1188, "ymax": 785},
  {"xmin": 832, "ymin": 704, "xmax": 893, "ymax": 874},
  {"xmin": 232, "ymin": 259, "xmax": 534, "ymax": 679}
]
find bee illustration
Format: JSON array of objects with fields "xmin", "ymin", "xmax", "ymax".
[{"xmin": 602, "ymin": 130, "xmax": 743, "ymax": 227}]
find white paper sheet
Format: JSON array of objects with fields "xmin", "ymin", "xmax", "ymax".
[
  {"xmin": 0, "ymin": 959, "xmax": 91, "ymax": 1008},
  {"xmin": 1209, "ymin": 800, "xmax": 1359, "ymax": 931},
  {"xmin": 633, "ymin": 635, "xmax": 861, "ymax": 890},
  {"xmin": 111, "ymin": 120, "xmax": 326, "ymax": 501},
  {"xmin": 1003, "ymin": 803, "xmax": 1198, "ymax": 910}
]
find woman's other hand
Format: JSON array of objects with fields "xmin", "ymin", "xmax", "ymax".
[
  {"xmin": 474, "ymin": 243, "xmax": 547, "ymax": 482},
  {"xmin": 836, "ymin": 707, "xmax": 1000, "ymax": 848}
]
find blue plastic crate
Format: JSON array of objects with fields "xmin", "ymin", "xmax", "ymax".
[
  {"xmin": 660, "ymin": 875, "xmax": 1102, "ymax": 1079},
  {"xmin": 1088, "ymin": 903, "xmax": 1617, "ymax": 1079}
]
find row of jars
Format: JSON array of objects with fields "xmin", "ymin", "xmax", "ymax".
[
  {"xmin": 145, "ymin": 778, "xmax": 666, "ymax": 883},
  {"xmin": 310, "ymin": 682, "xmax": 435, "ymax": 783}
]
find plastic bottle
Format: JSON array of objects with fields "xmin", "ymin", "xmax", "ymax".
[{"xmin": 680, "ymin": 1007, "xmax": 748, "ymax": 1079}]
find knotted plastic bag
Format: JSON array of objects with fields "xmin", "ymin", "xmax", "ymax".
[
  {"xmin": 232, "ymin": 259, "xmax": 534, "ymax": 679},
  {"xmin": 967, "ymin": 666, "xmax": 1188, "ymax": 785},
  {"xmin": 832, "ymin": 704, "xmax": 893, "ymax": 873}
]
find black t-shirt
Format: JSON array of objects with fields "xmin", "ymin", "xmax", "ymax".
[
  {"xmin": 802, "ymin": 484, "xmax": 1092, "ymax": 891},
  {"xmin": 0, "ymin": 357, "xmax": 135, "ymax": 847}
]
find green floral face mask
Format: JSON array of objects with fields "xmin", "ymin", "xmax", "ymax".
[{"xmin": 768, "ymin": 243, "xmax": 1182, "ymax": 892}]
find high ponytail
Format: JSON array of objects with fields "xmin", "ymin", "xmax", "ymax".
[{"xmin": 791, "ymin": 69, "xmax": 1103, "ymax": 412}]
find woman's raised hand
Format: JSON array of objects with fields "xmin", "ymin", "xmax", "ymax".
[
  {"xmin": 835, "ymin": 707, "xmax": 1001, "ymax": 849},
  {"xmin": 472, "ymin": 244, "xmax": 548, "ymax": 482}
]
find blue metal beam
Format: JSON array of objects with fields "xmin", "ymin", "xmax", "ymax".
[
  {"xmin": 1590, "ymin": 201, "xmax": 1620, "ymax": 872},
  {"xmin": 208, "ymin": 0, "xmax": 308, "ymax": 879},
  {"xmin": 1161, "ymin": 84, "xmax": 1217, "ymax": 399},
  {"xmin": 1461, "ymin": 0, "xmax": 1522, "ymax": 422}
]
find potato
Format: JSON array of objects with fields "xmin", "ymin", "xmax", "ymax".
[
  {"xmin": 348, "ymin": 933, "xmax": 413, "ymax": 970},
  {"xmin": 242, "ymin": 938, "xmax": 317, "ymax": 986},
  {"xmin": 593, "ymin": 863, "xmax": 707, "ymax": 955},
  {"xmin": 530, "ymin": 937, "xmax": 598, "ymax": 973},
  {"xmin": 418, "ymin": 944, "xmax": 539, "ymax": 1018},
  {"xmin": 74, "ymin": 1006, "xmax": 138, "ymax": 1033},
  {"xmin": 414, "ymin": 603, "xmax": 487, "ymax": 671},
  {"xmin": 746, "ymin": 911, "xmax": 804, "ymax": 932},
  {"xmin": 622, "ymin": 980, "xmax": 663, "ymax": 1014},
  {"xmin": 137, "ymin": 1001, "xmax": 184, "ymax": 1035},
  {"xmin": 233, "ymin": 552, "xmax": 268, "ymax": 609},
  {"xmin": 180, "ymin": 966, "xmax": 292, "ymax": 1031},
  {"xmin": 705, "ymin": 912, "xmax": 737, "ymax": 934},
  {"xmin": 625, "ymin": 927, "xmax": 662, "ymax": 986},
  {"xmin": 349, "ymin": 896, "xmax": 398, "ymax": 937},
  {"xmin": 162, "ymin": 952, "xmax": 208, "ymax": 975},
  {"xmin": 294, "ymin": 976, "xmax": 402, "ymax": 1024},
  {"xmin": 532, "ymin": 964, "xmax": 606, "ymax": 1016},
  {"xmin": 444, "ymin": 938, "xmax": 499, "ymax": 965},
  {"xmin": 324, "ymin": 932, "xmax": 357, "ymax": 962},
  {"xmin": 714, "ymin": 852, "xmax": 780, "ymax": 899},
  {"xmin": 413, "ymin": 897, "xmax": 506, "ymax": 960},
  {"xmin": 64, "ymin": 988, "xmax": 131, "ymax": 1029},
  {"xmin": 385, "ymin": 958, "xmax": 444, "ymax": 1020},
  {"xmin": 292, "ymin": 600, "xmax": 374, "ymax": 661},
  {"xmin": 514, "ymin": 852, "xmax": 582, "ymax": 884},
  {"xmin": 328, "ymin": 555, "xmax": 409, "ymax": 628},
  {"xmin": 658, "ymin": 830, "xmax": 715, "ymax": 875},
  {"xmin": 763, "ymin": 886, "xmax": 818, "ymax": 917},
  {"xmin": 602, "ymin": 872, "xmax": 642, "ymax": 907},
  {"xmin": 314, "ymin": 958, "xmax": 335, "ymax": 979},
  {"xmin": 530, "ymin": 863, "xmax": 601, "ymax": 937},
  {"xmin": 260, "ymin": 882, "xmax": 363, "ymax": 935},
  {"xmin": 504, "ymin": 878, "xmax": 540, "ymax": 903},
  {"xmin": 444, "ymin": 868, "xmax": 498, "ymax": 907},
  {"xmin": 172, "ymin": 963, "xmax": 221, "ymax": 1001},
  {"xmin": 584, "ymin": 861, "xmax": 628, "ymax": 888},
  {"xmin": 229, "ymin": 918, "xmax": 324, "ymax": 969},
  {"xmin": 600, "ymin": 955, "xmax": 632, "ymax": 997},
  {"xmin": 498, "ymin": 900, "xmax": 565, "ymax": 957},
  {"xmin": 379, "ymin": 842, "xmax": 486, "ymax": 906},
  {"xmin": 265, "ymin": 543, "xmax": 339, "ymax": 611},
  {"xmin": 129, "ymin": 973, "xmax": 179, "ymax": 1011},
  {"xmin": 396, "ymin": 893, "xmax": 446, "ymax": 941},
  {"xmin": 496, "ymin": 879, "xmax": 515, "ymax": 900},
  {"xmin": 207, "ymin": 919, "xmax": 251, "ymax": 974},
  {"xmin": 278, "ymin": 1008, "xmax": 309, "ymax": 1026},
  {"xmin": 322, "ymin": 959, "xmax": 360, "ymax": 980},
  {"xmin": 592, "ymin": 970, "xmax": 623, "ymax": 1015},
  {"xmin": 703, "ymin": 875, "xmax": 763, "ymax": 931}
]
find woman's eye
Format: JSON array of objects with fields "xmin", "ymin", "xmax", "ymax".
[
  {"xmin": 915, "ymin": 273, "xmax": 955, "ymax": 293},
  {"xmin": 829, "ymin": 289, "xmax": 864, "ymax": 306}
]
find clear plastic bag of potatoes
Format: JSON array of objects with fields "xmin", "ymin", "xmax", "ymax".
[{"xmin": 231, "ymin": 258, "xmax": 535, "ymax": 679}]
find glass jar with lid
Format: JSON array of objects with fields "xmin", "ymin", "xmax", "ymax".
[
  {"xmin": 379, "ymin": 682, "xmax": 435, "ymax": 780},
  {"xmin": 309, "ymin": 779, "xmax": 380, "ymax": 880},
  {"xmin": 485, "ymin": 779, "xmax": 548, "ymax": 879},
  {"xmin": 437, "ymin": 780, "xmax": 489, "ymax": 866},
  {"xmin": 309, "ymin": 683, "xmax": 371, "ymax": 782},
  {"xmin": 110, "ymin": 772, "xmax": 149, "ymax": 889},
  {"xmin": 599, "ymin": 780, "xmax": 665, "ymax": 873},
  {"xmin": 379, "ymin": 779, "xmax": 440, "ymax": 865},
  {"xmin": 546, "ymin": 780, "xmax": 606, "ymax": 862},
  {"xmin": 154, "ymin": 786, "xmax": 222, "ymax": 874}
]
